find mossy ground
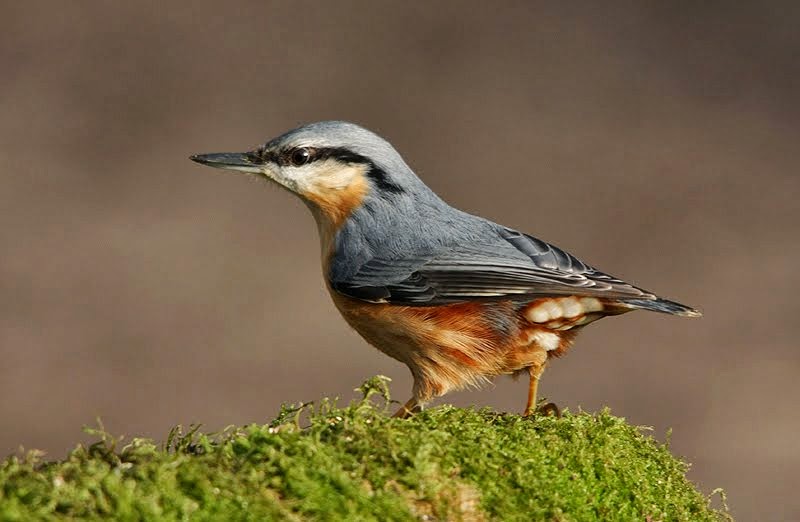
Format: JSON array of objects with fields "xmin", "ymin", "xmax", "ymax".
[{"xmin": 0, "ymin": 377, "xmax": 728, "ymax": 521}]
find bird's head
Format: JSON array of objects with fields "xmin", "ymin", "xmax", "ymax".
[{"xmin": 191, "ymin": 121, "xmax": 426, "ymax": 229}]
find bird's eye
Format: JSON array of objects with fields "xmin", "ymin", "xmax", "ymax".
[{"xmin": 289, "ymin": 148, "xmax": 312, "ymax": 167}]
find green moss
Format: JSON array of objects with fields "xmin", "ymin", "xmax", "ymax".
[{"xmin": 0, "ymin": 377, "xmax": 728, "ymax": 521}]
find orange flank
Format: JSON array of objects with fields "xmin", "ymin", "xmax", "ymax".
[{"xmin": 329, "ymin": 293, "xmax": 590, "ymax": 405}]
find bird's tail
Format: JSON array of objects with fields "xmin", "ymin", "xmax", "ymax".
[{"xmin": 617, "ymin": 297, "xmax": 702, "ymax": 317}]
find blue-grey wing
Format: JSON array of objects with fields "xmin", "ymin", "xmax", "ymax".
[{"xmin": 330, "ymin": 227, "xmax": 656, "ymax": 305}]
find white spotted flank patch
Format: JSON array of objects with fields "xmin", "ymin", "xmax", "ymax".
[
  {"xmin": 526, "ymin": 329, "xmax": 562, "ymax": 351},
  {"xmin": 525, "ymin": 297, "xmax": 604, "ymax": 324}
]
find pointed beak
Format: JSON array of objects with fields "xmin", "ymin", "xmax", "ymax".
[{"xmin": 189, "ymin": 152, "xmax": 263, "ymax": 174}]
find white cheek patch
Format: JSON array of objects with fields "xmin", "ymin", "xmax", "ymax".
[
  {"xmin": 281, "ymin": 160, "xmax": 364, "ymax": 194},
  {"xmin": 525, "ymin": 297, "xmax": 604, "ymax": 324}
]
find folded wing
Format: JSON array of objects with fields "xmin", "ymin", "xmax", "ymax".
[{"xmin": 330, "ymin": 227, "xmax": 657, "ymax": 305}]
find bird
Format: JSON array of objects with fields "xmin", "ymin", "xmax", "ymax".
[{"xmin": 190, "ymin": 121, "xmax": 700, "ymax": 418}]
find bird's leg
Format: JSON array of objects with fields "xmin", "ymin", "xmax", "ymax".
[
  {"xmin": 523, "ymin": 361, "xmax": 547, "ymax": 417},
  {"xmin": 392, "ymin": 398, "xmax": 422, "ymax": 419}
]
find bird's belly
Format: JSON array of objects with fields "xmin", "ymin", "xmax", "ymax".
[{"xmin": 328, "ymin": 291, "xmax": 582, "ymax": 399}]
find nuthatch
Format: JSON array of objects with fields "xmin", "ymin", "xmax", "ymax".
[{"xmin": 191, "ymin": 121, "xmax": 700, "ymax": 418}]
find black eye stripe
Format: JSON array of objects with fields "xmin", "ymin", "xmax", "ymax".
[
  {"xmin": 366, "ymin": 165, "xmax": 405, "ymax": 194},
  {"xmin": 255, "ymin": 145, "xmax": 378, "ymax": 167},
  {"xmin": 256, "ymin": 146, "xmax": 405, "ymax": 195},
  {"xmin": 247, "ymin": 147, "xmax": 276, "ymax": 163},
  {"xmin": 273, "ymin": 146, "xmax": 369, "ymax": 167},
  {"xmin": 318, "ymin": 148, "xmax": 370, "ymax": 164}
]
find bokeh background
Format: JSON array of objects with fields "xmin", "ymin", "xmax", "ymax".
[{"xmin": 2, "ymin": 2, "xmax": 798, "ymax": 519}]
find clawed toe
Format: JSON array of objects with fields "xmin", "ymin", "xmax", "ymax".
[
  {"xmin": 536, "ymin": 402, "xmax": 560, "ymax": 417},
  {"xmin": 523, "ymin": 401, "xmax": 561, "ymax": 418},
  {"xmin": 392, "ymin": 398, "xmax": 422, "ymax": 419}
]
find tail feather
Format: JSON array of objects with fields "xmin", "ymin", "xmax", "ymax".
[{"xmin": 618, "ymin": 297, "xmax": 702, "ymax": 317}]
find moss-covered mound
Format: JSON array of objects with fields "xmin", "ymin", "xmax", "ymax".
[{"xmin": 0, "ymin": 377, "xmax": 727, "ymax": 521}]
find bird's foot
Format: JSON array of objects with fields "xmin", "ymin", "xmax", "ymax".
[
  {"xmin": 392, "ymin": 398, "xmax": 421, "ymax": 419},
  {"xmin": 523, "ymin": 400, "xmax": 561, "ymax": 418},
  {"xmin": 536, "ymin": 401, "xmax": 561, "ymax": 417}
]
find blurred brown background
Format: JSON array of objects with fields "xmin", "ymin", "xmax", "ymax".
[{"xmin": 2, "ymin": 2, "xmax": 798, "ymax": 519}]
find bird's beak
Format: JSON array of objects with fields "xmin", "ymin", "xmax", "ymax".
[{"xmin": 189, "ymin": 152, "xmax": 263, "ymax": 174}]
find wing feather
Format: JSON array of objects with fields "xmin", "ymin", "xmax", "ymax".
[{"xmin": 331, "ymin": 226, "xmax": 655, "ymax": 305}]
